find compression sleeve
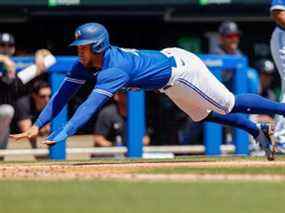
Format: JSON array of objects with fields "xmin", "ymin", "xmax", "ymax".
[
  {"xmin": 47, "ymin": 68, "xmax": 130, "ymax": 142},
  {"xmin": 34, "ymin": 77, "xmax": 85, "ymax": 128}
]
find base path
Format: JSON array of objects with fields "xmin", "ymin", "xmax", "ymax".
[{"xmin": 1, "ymin": 160, "xmax": 285, "ymax": 181}]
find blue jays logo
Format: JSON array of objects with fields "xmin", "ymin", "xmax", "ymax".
[{"xmin": 75, "ymin": 30, "xmax": 81, "ymax": 39}]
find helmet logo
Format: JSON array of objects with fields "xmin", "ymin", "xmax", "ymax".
[{"xmin": 75, "ymin": 30, "xmax": 81, "ymax": 39}]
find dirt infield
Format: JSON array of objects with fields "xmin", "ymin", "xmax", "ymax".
[{"xmin": 1, "ymin": 160, "xmax": 285, "ymax": 181}]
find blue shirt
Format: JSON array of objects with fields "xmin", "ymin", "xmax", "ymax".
[{"xmin": 35, "ymin": 46, "xmax": 176, "ymax": 142}]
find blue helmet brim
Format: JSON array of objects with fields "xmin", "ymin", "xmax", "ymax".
[{"xmin": 69, "ymin": 39, "xmax": 95, "ymax": 46}]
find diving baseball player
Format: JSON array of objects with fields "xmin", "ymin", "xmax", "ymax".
[
  {"xmin": 271, "ymin": 0, "xmax": 285, "ymax": 152},
  {"xmin": 10, "ymin": 23, "xmax": 285, "ymax": 160}
]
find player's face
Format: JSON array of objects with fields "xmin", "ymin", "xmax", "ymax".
[{"xmin": 77, "ymin": 44, "xmax": 94, "ymax": 67}]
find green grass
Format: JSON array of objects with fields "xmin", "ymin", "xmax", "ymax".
[
  {"xmin": 1, "ymin": 157, "xmax": 285, "ymax": 212},
  {"xmin": 134, "ymin": 166, "xmax": 285, "ymax": 175},
  {"xmin": 0, "ymin": 180, "xmax": 285, "ymax": 213}
]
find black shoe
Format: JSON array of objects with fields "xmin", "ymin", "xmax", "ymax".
[{"xmin": 256, "ymin": 123, "xmax": 275, "ymax": 161}]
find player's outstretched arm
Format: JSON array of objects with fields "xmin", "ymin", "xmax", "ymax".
[
  {"xmin": 43, "ymin": 67, "xmax": 130, "ymax": 144},
  {"xmin": 43, "ymin": 91, "xmax": 110, "ymax": 144},
  {"xmin": 10, "ymin": 79, "xmax": 83, "ymax": 142},
  {"xmin": 34, "ymin": 79, "xmax": 83, "ymax": 128}
]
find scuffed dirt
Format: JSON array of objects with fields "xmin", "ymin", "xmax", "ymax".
[{"xmin": 1, "ymin": 161, "xmax": 285, "ymax": 181}]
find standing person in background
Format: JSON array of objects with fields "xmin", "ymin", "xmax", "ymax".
[
  {"xmin": 15, "ymin": 81, "xmax": 51, "ymax": 153},
  {"xmin": 270, "ymin": 0, "xmax": 285, "ymax": 151},
  {"xmin": 0, "ymin": 32, "xmax": 55, "ymax": 160}
]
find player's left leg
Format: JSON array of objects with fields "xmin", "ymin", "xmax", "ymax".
[{"xmin": 203, "ymin": 111, "xmax": 274, "ymax": 160}]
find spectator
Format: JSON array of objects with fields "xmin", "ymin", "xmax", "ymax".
[
  {"xmin": 211, "ymin": 21, "xmax": 260, "ymax": 93},
  {"xmin": 93, "ymin": 95, "xmax": 125, "ymax": 147},
  {"xmin": 93, "ymin": 93, "xmax": 150, "ymax": 148},
  {"xmin": 255, "ymin": 59, "xmax": 277, "ymax": 101},
  {"xmin": 0, "ymin": 32, "xmax": 54, "ymax": 160},
  {"xmin": 212, "ymin": 21, "xmax": 242, "ymax": 55},
  {"xmin": 16, "ymin": 81, "xmax": 51, "ymax": 149}
]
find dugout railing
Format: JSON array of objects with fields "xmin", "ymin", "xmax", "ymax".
[{"xmin": 11, "ymin": 55, "xmax": 250, "ymax": 160}]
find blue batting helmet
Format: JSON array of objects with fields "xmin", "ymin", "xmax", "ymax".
[{"xmin": 69, "ymin": 23, "xmax": 110, "ymax": 53}]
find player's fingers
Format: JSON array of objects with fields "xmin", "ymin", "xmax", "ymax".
[{"xmin": 42, "ymin": 140, "xmax": 56, "ymax": 145}]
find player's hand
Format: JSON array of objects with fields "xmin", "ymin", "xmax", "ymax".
[{"xmin": 10, "ymin": 125, "xmax": 39, "ymax": 141}]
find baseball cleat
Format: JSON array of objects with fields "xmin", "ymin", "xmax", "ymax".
[{"xmin": 256, "ymin": 123, "xmax": 275, "ymax": 161}]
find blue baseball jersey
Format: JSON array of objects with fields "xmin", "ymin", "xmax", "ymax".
[
  {"xmin": 68, "ymin": 46, "xmax": 175, "ymax": 91},
  {"xmin": 35, "ymin": 46, "xmax": 176, "ymax": 142},
  {"xmin": 271, "ymin": 0, "xmax": 285, "ymax": 11}
]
